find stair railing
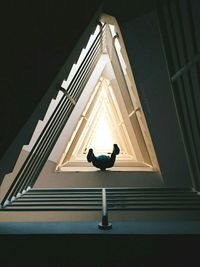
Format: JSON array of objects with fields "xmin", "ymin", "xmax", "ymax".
[
  {"xmin": 1, "ymin": 23, "xmax": 106, "ymax": 207},
  {"xmin": 98, "ymin": 188, "xmax": 112, "ymax": 230}
]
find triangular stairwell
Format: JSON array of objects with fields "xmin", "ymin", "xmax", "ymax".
[
  {"xmin": 23, "ymin": 15, "xmax": 159, "ymax": 172},
  {"xmin": 0, "ymin": 14, "xmax": 159, "ymax": 207},
  {"xmin": 56, "ymin": 73, "xmax": 150, "ymax": 171}
]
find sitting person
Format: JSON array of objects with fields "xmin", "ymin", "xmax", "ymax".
[{"xmin": 87, "ymin": 144, "xmax": 120, "ymax": 171}]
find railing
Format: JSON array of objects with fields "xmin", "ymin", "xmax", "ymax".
[
  {"xmin": 98, "ymin": 188, "xmax": 112, "ymax": 230},
  {"xmin": 106, "ymin": 27, "xmax": 135, "ymax": 114},
  {"xmin": 105, "ymin": 25, "xmax": 153, "ymax": 166},
  {"xmin": 1, "ymin": 23, "xmax": 106, "ymax": 207},
  {"xmin": 1, "ymin": 187, "xmax": 200, "ymax": 230}
]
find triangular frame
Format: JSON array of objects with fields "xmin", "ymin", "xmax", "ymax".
[
  {"xmin": 54, "ymin": 15, "xmax": 159, "ymax": 171},
  {"xmin": 0, "ymin": 14, "xmax": 159, "ymax": 208},
  {"xmin": 56, "ymin": 76, "xmax": 140, "ymax": 171}
]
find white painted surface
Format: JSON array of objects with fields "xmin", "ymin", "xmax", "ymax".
[{"xmin": 49, "ymin": 55, "xmax": 108, "ymax": 162}]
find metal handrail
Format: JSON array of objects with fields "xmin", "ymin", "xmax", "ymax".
[
  {"xmin": 18, "ymin": 39, "xmax": 102, "ymax": 194},
  {"xmin": 98, "ymin": 188, "xmax": 112, "ymax": 230},
  {"xmin": 23, "ymin": 41, "xmax": 103, "ymax": 191},
  {"xmin": 1, "ymin": 23, "xmax": 105, "ymax": 206},
  {"xmin": 26, "ymin": 48, "xmax": 102, "ymax": 189},
  {"xmin": 1, "ymin": 187, "xmax": 200, "ymax": 232},
  {"xmin": 25, "ymin": 51, "xmax": 101, "ymax": 190}
]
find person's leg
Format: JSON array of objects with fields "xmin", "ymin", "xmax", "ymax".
[
  {"xmin": 87, "ymin": 145, "xmax": 120, "ymax": 170},
  {"xmin": 87, "ymin": 149, "xmax": 101, "ymax": 169},
  {"xmin": 113, "ymin": 144, "xmax": 120, "ymax": 155},
  {"xmin": 107, "ymin": 144, "xmax": 120, "ymax": 168},
  {"xmin": 87, "ymin": 149, "xmax": 95, "ymax": 162}
]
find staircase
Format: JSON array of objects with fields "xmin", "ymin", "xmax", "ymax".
[
  {"xmin": 1, "ymin": 187, "xmax": 200, "ymax": 234},
  {"xmin": 0, "ymin": 23, "xmax": 106, "ymax": 208},
  {"xmin": 1, "ymin": 187, "xmax": 200, "ymax": 212}
]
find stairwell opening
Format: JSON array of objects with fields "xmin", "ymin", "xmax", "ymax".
[{"xmin": 22, "ymin": 14, "xmax": 159, "ymax": 173}]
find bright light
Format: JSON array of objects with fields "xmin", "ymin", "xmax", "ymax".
[{"xmin": 90, "ymin": 109, "xmax": 114, "ymax": 154}]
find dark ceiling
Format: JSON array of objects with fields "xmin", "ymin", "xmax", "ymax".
[
  {"xmin": 0, "ymin": 0, "xmax": 102, "ymax": 159},
  {"xmin": 0, "ymin": 0, "xmax": 159, "ymax": 160}
]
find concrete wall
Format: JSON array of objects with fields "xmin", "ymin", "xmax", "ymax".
[{"xmin": 119, "ymin": 11, "xmax": 192, "ymax": 187}]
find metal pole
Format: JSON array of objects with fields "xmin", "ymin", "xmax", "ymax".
[{"xmin": 98, "ymin": 188, "xmax": 112, "ymax": 230}]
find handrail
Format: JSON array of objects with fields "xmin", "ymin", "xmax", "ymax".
[
  {"xmin": 23, "ymin": 44, "xmax": 102, "ymax": 190},
  {"xmin": 98, "ymin": 188, "xmax": 112, "ymax": 230},
  {"xmin": 1, "ymin": 23, "xmax": 105, "ymax": 207},
  {"xmin": 21, "ymin": 47, "xmax": 102, "ymax": 191},
  {"xmin": 7, "ymin": 31, "xmax": 104, "ymax": 201},
  {"xmin": 67, "ymin": 24, "xmax": 106, "ymax": 96},
  {"xmin": 22, "ymin": 34, "xmax": 103, "ymax": 190},
  {"xmin": 107, "ymin": 27, "xmax": 134, "ymax": 110},
  {"xmin": 1, "ymin": 187, "xmax": 199, "ymax": 232}
]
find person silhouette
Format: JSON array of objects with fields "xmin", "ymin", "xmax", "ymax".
[{"xmin": 87, "ymin": 144, "xmax": 120, "ymax": 171}]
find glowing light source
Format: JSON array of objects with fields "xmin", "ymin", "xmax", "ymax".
[
  {"xmin": 68, "ymin": 77, "xmax": 136, "ymax": 159},
  {"xmin": 89, "ymin": 109, "xmax": 114, "ymax": 153}
]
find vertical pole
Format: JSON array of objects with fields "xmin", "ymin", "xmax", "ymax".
[{"xmin": 98, "ymin": 188, "xmax": 112, "ymax": 230}]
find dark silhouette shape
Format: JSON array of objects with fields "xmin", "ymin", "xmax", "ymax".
[{"xmin": 87, "ymin": 144, "xmax": 120, "ymax": 171}]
